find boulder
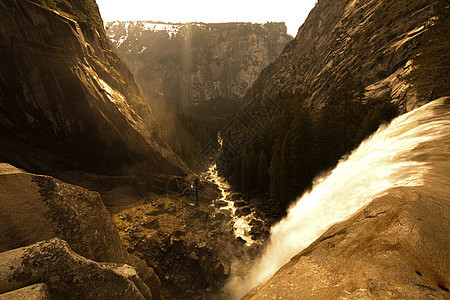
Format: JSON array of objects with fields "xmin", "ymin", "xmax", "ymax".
[
  {"xmin": 197, "ymin": 241, "xmax": 207, "ymax": 249},
  {"xmin": 0, "ymin": 163, "xmax": 129, "ymax": 263},
  {"xmin": 214, "ymin": 211, "xmax": 232, "ymax": 221},
  {"xmin": 235, "ymin": 206, "xmax": 252, "ymax": 217},
  {"xmin": 0, "ymin": 163, "xmax": 162, "ymax": 299},
  {"xmin": 235, "ymin": 237, "xmax": 247, "ymax": 245},
  {"xmin": 214, "ymin": 200, "xmax": 229, "ymax": 208},
  {"xmin": 128, "ymin": 254, "xmax": 162, "ymax": 300},
  {"xmin": 0, "ymin": 239, "xmax": 148, "ymax": 299},
  {"xmin": 233, "ymin": 200, "xmax": 247, "ymax": 207},
  {"xmin": 0, "ymin": 283, "xmax": 51, "ymax": 300},
  {"xmin": 142, "ymin": 219, "xmax": 160, "ymax": 230},
  {"xmin": 230, "ymin": 193, "xmax": 243, "ymax": 201}
]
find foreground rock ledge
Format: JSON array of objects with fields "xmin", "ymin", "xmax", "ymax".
[
  {"xmin": 0, "ymin": 283, "xmax": 50, "ymax": 300},
  {"xmin": 0, "ymin": 163, "xmax": 161, "ymax": 299},
  {"xmin": 244, "ymin": 187, "xmax": 450, "ymax": 299},
  {"xmin": 0, "ymin": 163, "xmax": 128, "ymax": 262},
  {"xmin": 0, "ymin": 238, "xmax": 151, "ymax": 299}
]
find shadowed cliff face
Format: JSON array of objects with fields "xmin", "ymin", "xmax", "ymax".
[
  {"xmin": 0, "ymin": 0, "xmax": 185, "ymax": 189},
  {"xmin": 106, "ymin": 21, "xmax": 292, "ymax": 110}
]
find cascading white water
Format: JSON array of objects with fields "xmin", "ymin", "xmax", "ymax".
[
  {"xmin": 204, "ymin": 163, "xmax": 257, "ymax": 244},
  {"xmin": 225, "ymin": 98, "xmax": 449, "ymax": 299}
]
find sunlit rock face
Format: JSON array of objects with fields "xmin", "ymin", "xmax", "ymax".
[
  {"xmin": 0, "ymin": 0, "xmax": 184, "ymax": 187},
  {"xmin": 243, "ymin": 0, "xmax": 441, "ymax": 112},
  {"xmin": 106, "ymin": 21, "xmax": 292, "ymax": 109}
]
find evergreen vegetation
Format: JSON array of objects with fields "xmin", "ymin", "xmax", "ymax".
[
  {"xmin": 257, "ymin": 151, "xmax": 270, "ymax": 191},
  {"xmin": 226, "ymin": 72, "xmax": 398, "ymax": 211}
]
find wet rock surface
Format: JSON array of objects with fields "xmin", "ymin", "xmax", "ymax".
[
  {"xmin": 244, "ymin": 187, "xmax": 450, "ymax": 299},
  {"xmin": 113, "ymin": 187, "xmax": 266, "ymax": 299},
  {"xmin": 232, "ymin": 193, "xmax": 281, "ymax": 242}
]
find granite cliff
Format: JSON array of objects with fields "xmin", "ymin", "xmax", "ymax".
[
  {"xmin": 0, "ymin": 1, "xmax": 185, "ymax": 297},
  {"xmin": 219, "ymin": 0, "xmax": 449, "ymax": 208},
  {"xmin": 106, "ymin": 21, "xmax": 292, "ymax": 110},
  {"xmin": 0, "ymin": 1, "xmax": 251, "ymax": 299},
  {"xmin": 0, "ymin": 0, "xmax": 185, "ymax": 195},
  {"xmin": 244, "ymin": 0, "xmax": 448, "ymax": 111}
]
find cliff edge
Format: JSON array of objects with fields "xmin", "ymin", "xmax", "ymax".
[{"xmin": 0, "ymin": 0, "xmax": 186, "ymax": 194}]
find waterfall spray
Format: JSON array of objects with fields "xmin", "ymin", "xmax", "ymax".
[{"xmin": 225, "ymin": 98, "xmax": 450, "ymax": 299}]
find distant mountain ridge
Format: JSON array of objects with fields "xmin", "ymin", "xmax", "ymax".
[{"xmin": 106, "ymin": 20, "xmax": 292, "ymax": 109}]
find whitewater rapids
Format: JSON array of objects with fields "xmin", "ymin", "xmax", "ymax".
[{"xmin": 225, "ymin": 98, "xmax": 450, "ymax": 299}]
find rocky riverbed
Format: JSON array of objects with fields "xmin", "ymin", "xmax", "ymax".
[{"xmin": 110, "ymin": 163, "xmax": 285, "ymax": 299}]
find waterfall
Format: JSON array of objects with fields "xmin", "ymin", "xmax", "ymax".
[{"xmin": 225, "ymin": 98, "xmax": 450, "ymax": 299}]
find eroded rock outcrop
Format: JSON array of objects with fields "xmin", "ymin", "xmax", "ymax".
[
  {"xmin": 0, "ymin": 283, "xmax": 51, "ymax": 300},
  {"xmin": 0, "ymin": 238, "xmax": 150, "ymax": 299},
  {"xmin": 0, "ymin": 163, "xmax": 161, "ymax": 299},
  {"xmin": 0, "ymin": 162, "xmax": 128, "ymax": 261},
  {"xmin": 244, "ymin": 0, "xmax": 441, "ymax": 112}
]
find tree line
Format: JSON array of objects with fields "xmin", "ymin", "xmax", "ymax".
[{"xmin": 224, "ymin": 73, "xmax": 398, "ymax": 212}]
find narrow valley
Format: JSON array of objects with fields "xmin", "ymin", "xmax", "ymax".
[{"xmin": 0, "ymin": 0, "xmax": 448, "ymax": 299}]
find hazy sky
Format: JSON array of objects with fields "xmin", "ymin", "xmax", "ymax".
[{"xmin": 96, "ymin": 0, "xmax": 317, "ymax": 37}]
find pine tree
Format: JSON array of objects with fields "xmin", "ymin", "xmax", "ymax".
[
  {"xmin": 241, "ymin": 151, "xmax": 250, "ymax": 191},
  {"xmin": 231, "ymin": 157, "xmax": 242, "ymax": 191},
  {"xmin": 247, "ymin": 147, "xmax": 258, "ymax": 189},
  {"xmin": 280, "ymin": 130, "xmax": 294, "ymax": 207},
  {"xmin": 269, "ymin": 144, "xmax": 281, "ymax": 204},
  {"xmin": 289, "ymin": 106, "xmax": 314, "ymax": 198},
  {"xmin": 257, "ymin": 151, "xmax": 270, "ymax": 191}
]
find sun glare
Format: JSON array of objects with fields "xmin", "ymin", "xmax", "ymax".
[{"xmin": 96, "ymin": 0, "xmax": 317, "ymax": 36}]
